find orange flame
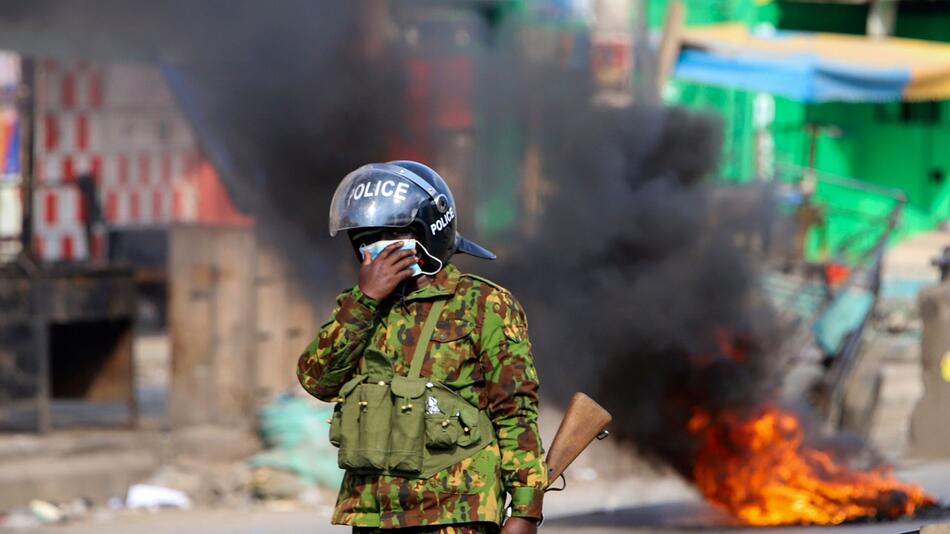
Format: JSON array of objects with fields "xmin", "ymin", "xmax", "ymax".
[{"xmin": 688, "ymin": 407, "xmax": 935, "ymax": 526}]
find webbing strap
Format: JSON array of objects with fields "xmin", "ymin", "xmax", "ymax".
[{"xmin": 408, "ymin": 299, "xmax": 446, "ymax": 379}]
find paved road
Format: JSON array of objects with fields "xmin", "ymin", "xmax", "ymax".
[
  {"xmin": 27, "ymin": 505, "xmax": 946, "ymax": 534},
  {"xmin": 25, "ymin": 461, "xmax": 950, "ymax": 534}
]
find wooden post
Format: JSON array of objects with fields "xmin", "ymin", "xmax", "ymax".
[
  {"xmin": 655, "ymin": 1, "xmax": 685, "ymax": 95},
  {"xmin": 252, "ymin": 241, "xmax": 292, "ymax": 403},
  {"xmin": 910, "ymin": 283, "xmax": 950, "ymax": 457},
  {"xmin": 252, "ymin": 240, "xmax": 322, "ymax": 404},
  {"xmin": 169, "ymin": 224, "xmax": 256, "ymax": 428}
]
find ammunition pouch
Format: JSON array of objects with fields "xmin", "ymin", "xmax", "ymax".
[
  {"xmin": 329, "ymin": 299, "xmax": 493, "ymax": 479},
  {"xmin": 332, "ymin": 375, "xmax": 493, "ymax": 478}
]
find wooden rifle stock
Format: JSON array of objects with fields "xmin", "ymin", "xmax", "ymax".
[{"xmin": 544, "ymin": 392, "xmax": 612, "ymax": 488}]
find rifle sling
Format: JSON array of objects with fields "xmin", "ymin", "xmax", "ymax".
[{"xmin": 408, "ymin": 299, "xmax": 446, "ymax": 379}]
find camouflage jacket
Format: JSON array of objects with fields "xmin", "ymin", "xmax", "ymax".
[{"xmin": 297, "ymin": 263, "xmax": 546, "ymax": 528}]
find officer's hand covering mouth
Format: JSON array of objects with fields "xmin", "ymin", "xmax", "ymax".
[{"xmin": 359, "ymin": 238, "xmax": 442, "ymax": 277}]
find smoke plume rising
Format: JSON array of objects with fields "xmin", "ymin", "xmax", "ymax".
[{"xmin": 502, "ymin": 103, "xmax": 784, "ymax": 476}]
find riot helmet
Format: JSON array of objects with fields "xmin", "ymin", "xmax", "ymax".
[{"xmin": 329, "ymin": 160, "xmax": 495, "ymax": 270}]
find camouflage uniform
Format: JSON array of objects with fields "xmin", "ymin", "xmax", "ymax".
[
  {"xmin": 353, "ymin": 524, "xmax": 498, "ymax": 534},
  {"xmin": 298, "ymin": 263, "xmax": 546, "ymax": 529}
]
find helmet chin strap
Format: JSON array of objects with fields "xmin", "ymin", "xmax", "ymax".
[{"xmin": 415, "ymin": 240, "xmax": 443, "ymax": 276}]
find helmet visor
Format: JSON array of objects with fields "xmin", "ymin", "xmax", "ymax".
[{"xmin": 328, "ymin": 165, "xmax": 429, "ymax": 236}]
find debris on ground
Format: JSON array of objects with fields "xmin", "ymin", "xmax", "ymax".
[
  {"xmin": 59, "ymin": 498, "xmax": 92, "ymax": 520},
  {"xmin": 126, "ymin": 484, "xmax": 192, "ymax": 511},
  {"xmin": 29, "ymin": 499, "xmax": 63, "ymax": 523},
  {"xmin": 139, "ymin": 460, "xmax": 251, "ymax": 507},
  {"xmin": 1, "ymin": 509, "xmax": 41, "ymax": 529},
  {"xmin": 0, "ymin": 395, "xmax": 345, "ymax": 528},
  {"xmin": 144, "ymin": 465, "xmax": 205, "ymax": 499},
  {"xmin": 0, "ymin": 497, "xmax": 98, "ymax": 528}
]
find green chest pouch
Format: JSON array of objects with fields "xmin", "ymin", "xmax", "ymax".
[{"xmin": 328, "ymin": 299, "xmax": 494, "ymax": 479}]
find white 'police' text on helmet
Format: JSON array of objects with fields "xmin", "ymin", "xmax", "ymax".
[{"xmin": 328, "ymin": 160, "xmax": 495, "ymax": 270}]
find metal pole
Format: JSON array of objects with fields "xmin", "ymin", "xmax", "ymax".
[
  {"xmin": 867, "ymin": 0, "xmax": 897, "ymax": 39},
  {"xmin": 17, "ymin": 58, "xmax": 34, "ymax": 259}
]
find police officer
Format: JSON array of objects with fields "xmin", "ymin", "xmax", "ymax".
[{"xmin": 298, "ymin": 161, "xmax": 546, "ymax": 534}]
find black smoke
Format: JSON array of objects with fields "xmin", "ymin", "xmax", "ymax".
[
  {"xmin": 161, "ymin": 2, "xmax": 401, "ymax": 294},
  {"xmin": 0, "ymin": 0, "xmax": 403, "ymax": 301},
  {"xmin": 498, "ymin": 103, "xmax": 786, "ymax": 477},
  {"xmin": 0, "ymin": 0, "xmax": 791, "ymax": 478}
]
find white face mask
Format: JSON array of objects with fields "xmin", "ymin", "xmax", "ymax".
[{"xmin": 358, "ymin": 239, "xmax": 443, "ymax": 277}]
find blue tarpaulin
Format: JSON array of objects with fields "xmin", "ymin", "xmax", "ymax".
[
  {"xmin": 676, "ymin": 48, "xmax": 909, "ymax": 103},
  {"xmin": 674, "ymin": 23, "xmax": 950, "ymax": 103}
]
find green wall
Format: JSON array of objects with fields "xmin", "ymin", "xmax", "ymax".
[{"xmin": 647, "ymin": 0, "xmax": 774, "ymax": 28}]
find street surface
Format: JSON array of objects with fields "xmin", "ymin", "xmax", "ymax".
[{"xmin": 25, "ymin": 460, "xmax": 950, "ymax": 534}]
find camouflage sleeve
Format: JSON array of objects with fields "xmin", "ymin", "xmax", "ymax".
[
  {"xmin": 296, "ymin": 287, "xmax": 378, "ymax": 401},
  {"xmin": 479, "ymin": 289, "xmax": 547, "ymax": 520}
]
